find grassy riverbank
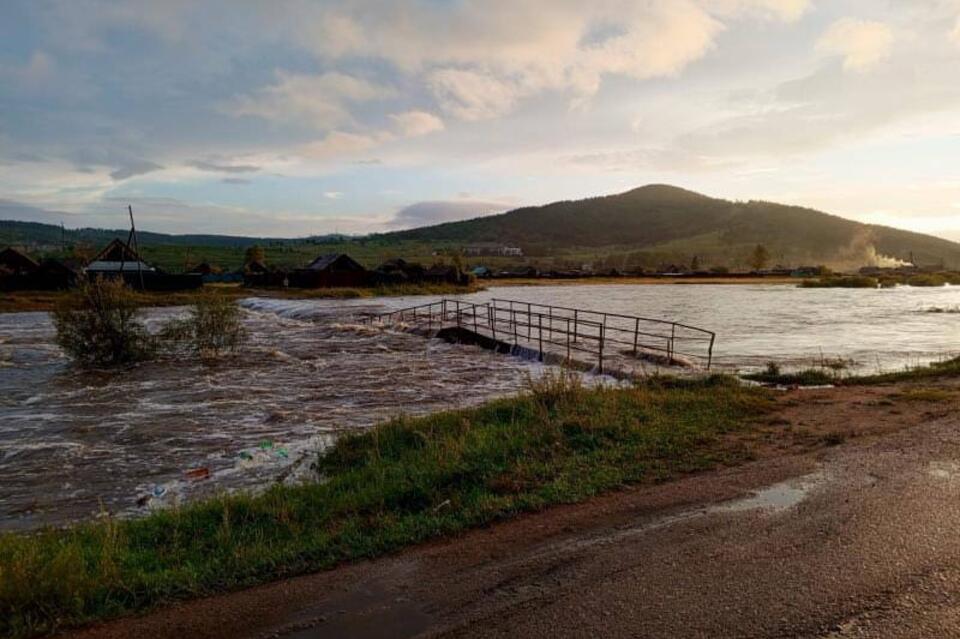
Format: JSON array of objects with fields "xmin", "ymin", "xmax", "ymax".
[
  {"xmin": 0, "ymin": 375, "xmax": 771, "ymax": 637},
  {"xmin": 743, "ymin": 356, "xmax": 960, "ymax": 387},
  {"xmin": 0, "ymin": 282, "xmax": 484, "ymax": 313}
]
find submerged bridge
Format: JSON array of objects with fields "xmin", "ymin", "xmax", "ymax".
[{"xmin": 360, "ymin": 298, "xmax": 715, "ymax": 375}]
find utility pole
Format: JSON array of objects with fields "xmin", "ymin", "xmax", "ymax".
[{"xmin": 127, "ymin": 205, "xmax": 145, "ymax": 290}]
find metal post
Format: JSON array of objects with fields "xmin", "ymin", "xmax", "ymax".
[
  {"xmin": 490, "ymin": 305, "xmax": 497, "ymax": 342},
  {"xmin": 573, "ymin": 309, "xmax": 579, "ymax": 342},
  {"xmin": 512, "ymin": 309, "xmax": 518, "ymax": 346},
  {"xmin": 633, "ymin": 317, "xmax": 640, "ymax": 355},
  {"xmin": 598, "ymin": 324, "xmax": 605, "ymax": 374},
  {"xmin": 670, "ymin": 324, "xmax": 676, "ymax": 361},
  {"xmin": 527, "ymin": 302, "xmax": 532, "ymax": 339},
  {"xmin": 538, "ymin": 314, "xmax": 543, "ymax": 357},
  {"xmin": 566, "ymin": 317, "xmax": 571, "ymax": 361},
  {"xmin": 707, "ymin": 334, "xmax": 715, "ymax": 370}
]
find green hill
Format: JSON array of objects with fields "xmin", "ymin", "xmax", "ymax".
[
  {"xmin": 383, "ymin": 185, "xmax": 960, "ymax": 269},
  {"xmin": 4, "ymin": 185, "xmax": 960, "ymax": 271}
]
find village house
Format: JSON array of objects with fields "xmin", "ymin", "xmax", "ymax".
[
  {"xmin": 0, "ymin": 247, "xmax": 81, "ymax": 291},
  {"xmin": 373, "ymin": 258, "xmax": 426, "ymax": 284},
  {"xmin": 85, "ymin": 238, "xmax": 202, "ymax": 291},
  {"xmin": 85, "ymin": 239, "xmax": 156, "ymax": 276},
  {"xmin": 290, "ymin": 253, "xmax": 368, "ymax": 288}
]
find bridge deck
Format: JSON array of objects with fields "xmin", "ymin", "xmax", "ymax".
[{"xmin": 360, "ymin": 298, "xmax": 716, "ymax": 375}]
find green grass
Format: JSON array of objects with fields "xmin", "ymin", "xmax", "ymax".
[
  {"xmin": 0, "ymin": 374, "xmax": 771, "ymax": 637},
  {"xmin": 743, "ymin": 356, "xmax": 960, "ymax": 387},
  {"xmin": 742, "ymin": 368, "xmax": 838, "ymax": 386}
]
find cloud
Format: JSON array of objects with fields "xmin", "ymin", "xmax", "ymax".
[
  {"xmin": 221, "ymin": 177, "xmax": 250, "ymax": 185},
  {"xmin": 388, "ymin": 200, "xmax": 510, "ymax": 228},
  {"xmin": 388, "ymin": 110, "xmax": 445, "ymax": 136},
  {"xmin": 226, "ymin": 71, "xmax": 394, "ymax": 130},
  {"xmin": 3, "ymin": 51, "xmax": 55, "ymax": 85},
  {"xmin": 296, "ymin": 0, "xmax": 798, "ymax": 120},
  {"xmin": 190, "ymin": 160, "xmax": 261, "ymax": 173},
  {"xmin": 110, "ymin": 159, "xmax": 164, "ymax": 180},
  {"xmin": 298, "ymin": 130, "xmax": 388, "ymax": 160},
  {"xmin": 427, "ymin": 69, "xmax": 521, "ymax": 121},
  {"xmin": 817, "ymin": 18, "xmax": 895, "ymax": 72},
  {"xmin": 323, "ymin": 191, "xmax": 343, "ymax": 199},
  {"xmin": 706, "ymin": 0, "xmax": 810, "ymax": 22}
]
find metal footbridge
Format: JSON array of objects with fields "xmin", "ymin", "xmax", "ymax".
[{"xmin": 360, "ymin": 298, "xmax": 715, "ymax": 375}]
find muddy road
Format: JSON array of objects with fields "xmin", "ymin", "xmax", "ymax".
[{"xmin": 65, "ymin": 382, "xmax": 960, "ymax": 639}]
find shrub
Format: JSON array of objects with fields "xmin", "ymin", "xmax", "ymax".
[
  {"xmin": 907, "ymin": 273, "xmax": 947, "ymax": 287},
  {"xmin": 53, "ymin": 278, "xmax": 155, "ymax": 366},
  {"xmin": 160, "ymin": 291, "xmax": 246, "ymax": 358}
]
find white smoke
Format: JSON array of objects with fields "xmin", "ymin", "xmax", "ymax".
[{"xmin": 830, "ymin": 231, "xmax": 912, "ymax": 271}]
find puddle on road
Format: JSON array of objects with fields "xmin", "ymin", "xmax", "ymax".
[
  {"xmin": 714, "ymin": 472, "xmax": 826, "ymax": 513},
  {"xmin": 545, "ymin": 471, "xmax": 828, "ymax": 558},
  {"xmin": 928, "ymin": 461, "xmax": 960, "ymax": 479}
]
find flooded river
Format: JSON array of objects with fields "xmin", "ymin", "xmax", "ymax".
[{"xmin": 1, "ymin": 283, "xmax": 958, "ymax": 530}]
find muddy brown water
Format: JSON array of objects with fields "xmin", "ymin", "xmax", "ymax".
[{"xmin": 1, "ymin": 284, "xmax": 959, "ymax": 530}]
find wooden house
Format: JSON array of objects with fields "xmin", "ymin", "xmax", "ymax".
[{"xmin": 290, "ymin": 253, "xmax": 368, "ymax": 288}]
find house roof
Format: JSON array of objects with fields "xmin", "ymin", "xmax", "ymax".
[
  {"xmin": 86, "ymin": 260, "xmax": 156, "ymax": 272},
  {"xmin": 306, "ymin": 253, "xmax": 365, "ymax": 272},
  {"xmin": 37, "ymin": 258, "xmax": 81, "ymax": 275},
  {"xmin": 0, "ymin": 247, "xmax": 39, "ymax": 272},
  {"xmin": 92, "ymin": 238, "xmax": 146, "ymax": 264}
]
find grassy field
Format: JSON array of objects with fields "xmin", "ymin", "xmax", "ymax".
[
  {"xmin": 0, "ymin": 374, "xmax": 772, "ymax": 637},
  {"xmin": 0, "ymin": 282, "xmax": 485, "ymax": 313}
]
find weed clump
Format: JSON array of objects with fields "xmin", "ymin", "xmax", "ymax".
[{"xmin": 159, "ymin": 291, "xmax": 246, "ymax": 358}]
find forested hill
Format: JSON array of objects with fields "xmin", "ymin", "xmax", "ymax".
[
  {"xmin": 382, "ymin": 185, "xmax": 960, "ymax": 268},
  {"xmin": 0, "ymin": 219, "xmax": 274, "ymax": 248}
]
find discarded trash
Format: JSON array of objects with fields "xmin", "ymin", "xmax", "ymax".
[
  {"xmin": 153, "ymin": 485, "xmax": 167, "ymax": 497},
  {"xmin": 185, "ymin": 467, "xmax": 210, "ymax": 481},
  {"xmin": 275, "ymin": 447, "xmax": 289, "ymax": 458},
  {"xmin": 259, "ymin": 440, "xmax": 273, "ymax": 450},
  {"xmin": 239, "ymin": 451, "xmax": 253, "ymax": 460}
]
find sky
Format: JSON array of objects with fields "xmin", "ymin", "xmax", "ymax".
[{"xmin": 1, "ymin": 0, "xmax": 960, "ymax": 240}]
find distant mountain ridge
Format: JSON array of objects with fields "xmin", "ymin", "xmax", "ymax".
[
  {"xmin": 4, "ymin": 185, "xmax": 960, "ymax": 269},
  {"xmin": 382, "ymin": 185, "xmax": 960, "ymax": 268}
]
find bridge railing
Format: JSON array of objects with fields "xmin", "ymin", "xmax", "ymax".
[{"xmin": 360, "ymin": 298, "xmax": 715, "ymax": 372}]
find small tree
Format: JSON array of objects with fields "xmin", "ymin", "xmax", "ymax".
[
  {"xmin": 244, "ymin": 245, "xmax": 265, "ymax": 266},
  {"xmin": 690, "ymin": 255, "xmax": 701, "ymax": 272},
  {"xmin": 749, "ymin": 244, "xmax": 771, "ymax": 271},
  {"xmin": 53, "ymin": 277, "xmax": 154, "ymax": 366},
  {"xmin": 160, "ymin": 291, "xmax": 246, "ymax": 359}
]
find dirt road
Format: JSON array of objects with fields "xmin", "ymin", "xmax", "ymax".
[{"xmin": 67, "ymin": 383, "xmax": 960, "ymax": 638}]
